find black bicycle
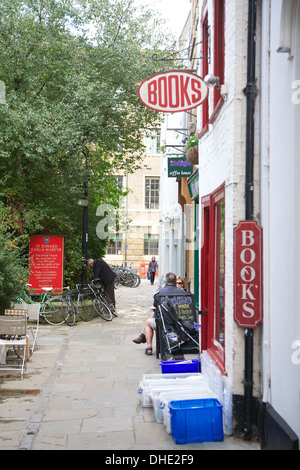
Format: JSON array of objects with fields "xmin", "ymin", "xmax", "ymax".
[
  {"xmin": 61, "ymin": 286, "xmax": 94, "ymax": 326},
  {"xmin": 88, "ymin": 280, "xmax": 117, "ymax": 321}
]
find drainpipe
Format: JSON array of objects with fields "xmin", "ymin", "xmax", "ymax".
[{"xmin": 243, "ymin": 0, "xmax": 257, "ymax": 439}]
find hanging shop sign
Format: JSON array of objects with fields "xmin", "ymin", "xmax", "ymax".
[
  {"xmin": 138, "ymin": 70, "xmax": 208, "ymax": 113},
  {"xmin": 234, "ymin": 221, "xmax": 263, "ymax": 328},
  {"xmin": 168, "ymin": 156, "xmax": 193, "ymax": 178},
  {"xmin": 29, "ymin": 235, "xmax": 64, "ymax": 294}
]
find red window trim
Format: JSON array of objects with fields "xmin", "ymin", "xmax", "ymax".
[
  {"xmin": 201, "ymin": 183, "xmax": 226, "ymax": 374},
  {"xmin": 200, "ymin": 1, "xmax": 225, "ymax": 134},
  {"xmin": 213, "ymin": 0, "xmax": 225, "ymax": 109},
  {"xmin": 209, "ymin": 96, "xmax": 224, "ymax": 124},
  {"xmin": 202, "ymin": 13, "xmax": 209, "ymax": 130}
]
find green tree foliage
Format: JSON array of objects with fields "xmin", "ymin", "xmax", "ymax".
[
  {"xmin": 0, "ymin": 0, "xmax": 175, "ymax": 295},
  {"xmin": 0, "ymin": 232, "xmax": 27, "ymax": 314}
]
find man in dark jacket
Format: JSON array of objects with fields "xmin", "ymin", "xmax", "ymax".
[{"xmin": 87, "ymin": 258, "xmax": 116, "ymax": 306}]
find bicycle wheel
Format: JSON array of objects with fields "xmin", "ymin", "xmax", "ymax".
[
  {"xmin": 78, "ymin": 296, "xmax": 94, "ymax": 322},
  {"xmin": 41, "ymin": 296, "xmax": 65, "ymax": 325},
  {"xmin": 122, "ymin": 272, "xmax": 137, "ymax": 287},
  {"xmin": 130, "ymin": 273, "xmax": 141, "ymax": 288},
  {"xmin": 92, "ymin": 298, "xmax": 113, "ymax": 321},
  {"xmin": 100, "ymin": 291, "xmax": 117, "ymax": 317},
  {"xmin": 61, "ymin": 299, "xmax": 76, "ymax": 326}
]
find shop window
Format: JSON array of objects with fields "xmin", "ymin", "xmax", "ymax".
[
  {"xmin": 201, "ymin": 184, "xmax": 225, "ymax": 372},
  {"xmin": 145, "ymin": 177, "xmax": 160, "ymax": 210},
  {"xmin": 214, "ymin": 198, "xmax": 225, "ymax": 348}
]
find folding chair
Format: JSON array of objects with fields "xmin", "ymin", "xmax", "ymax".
[
  {"xmin": 0, "ymin": 315, "xmax": 27, "ymax": 378},
  {"xmin": 13, "ymin": 304, "xmax": 40, "ymax": 354}
]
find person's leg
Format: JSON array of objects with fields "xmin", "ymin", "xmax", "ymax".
[
  {"xmin": 144, "ymin": 318, "xmax": 156, "ymax": 355},
  {"xmin": 144, "ymin": 319, "xmax": 154, "ymax": 347},
  {"xmin": 105, "ymin": 280, "xmax": 115, "ymax": 306}
]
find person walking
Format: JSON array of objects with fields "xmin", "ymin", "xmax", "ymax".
[
  {"xmin": 87, "ymin": 258, "xmax": 116, "ymax": 307},
  {"xmin": 147, "ymin": 256, "xmax": 158, "ymax": 285}
]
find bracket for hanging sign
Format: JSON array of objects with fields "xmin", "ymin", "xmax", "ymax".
[
  {"xmin": 152, "ymin": 37, "xmax": 210, "ymax": 63},
  {"xmin": 165, "ymin": 144, "xmax": 186, "ymax": 155}
]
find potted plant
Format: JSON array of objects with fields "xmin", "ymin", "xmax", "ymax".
[{"xmin": 185, "ymin": 134, "xmax": 199, "ymax": 164}]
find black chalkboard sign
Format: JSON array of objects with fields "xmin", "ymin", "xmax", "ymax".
[
  {"xmin": 154, "ymin": 293, "xmax": 199, "ymax": 358},
  {"xmin": 155, "ymin": 293, "xmax": 197, "ymax": 324}
]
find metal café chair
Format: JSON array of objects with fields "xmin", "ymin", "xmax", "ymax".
[{"xmin": 0, "ymin": 315, "xmax": 28, "ymax": 378}]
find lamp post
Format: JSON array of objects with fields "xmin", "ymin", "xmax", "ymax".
[
  {"xmin": 77, "ymin": 148, "xmax": 90, "ymax": 288},
  {"xmin": 77, "ymin": 195, "xmax": 89, "ymax": 288},
  {"xmin": 0, "ymin": 81, "xmax": 6, "ymax": 104}
]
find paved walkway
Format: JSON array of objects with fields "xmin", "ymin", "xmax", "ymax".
[{"xmin": 0, "ymin": 279, "xmax": 260, "ymax": 451}]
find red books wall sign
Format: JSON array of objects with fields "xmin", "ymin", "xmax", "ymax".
[{"xmin": 234, "ymin": 221, "xmax": 263, "ymax": 328}]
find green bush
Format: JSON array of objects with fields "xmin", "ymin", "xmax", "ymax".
[{"xmin": 0, "ymin": 234, "xmax": 27, "ymax": 314}]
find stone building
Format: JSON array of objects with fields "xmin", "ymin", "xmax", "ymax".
[{"xmin": 104, "ymin": 130, "xmax": 161, "ymax": 275}]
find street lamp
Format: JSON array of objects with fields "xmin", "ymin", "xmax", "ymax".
[{"xmin": 77, "ymin": 196, "xmax": 89, "ymax": 288}]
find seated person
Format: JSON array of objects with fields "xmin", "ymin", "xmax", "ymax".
[{"xmin": 132, "ymin": 272, "xmax": 186, "ymax": 355}]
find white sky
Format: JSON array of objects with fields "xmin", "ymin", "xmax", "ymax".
[{"xmin": 134, "ymin": 0, "xmax": 191, "ymax": 37}]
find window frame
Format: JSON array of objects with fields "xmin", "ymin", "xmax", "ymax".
[
  {"xmin": 201, "ymin": 13, "xmax": 209, "ymax": 132},
  {"xmin": 106, "ymin": 233, "xmax": 122, "ymax": 255},
  {"xmin": 144, "ymin": 234, "xmax": 159, "ymax": 256},
  {"xmin": 201, "ymin": 183, "xmax": 226, "ymax": 373},
  {"xmin": 213, "ymin": 0, "xmax": 225, "ymax": 110},
  {"xmin": 145, "ymin": 176, "xmax": 160, "ymax": 210},
  {"xmin": 145, "ymin": 129, "xmax": 161, "ymax": 155}
]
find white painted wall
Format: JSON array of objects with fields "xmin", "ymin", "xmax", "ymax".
[
  {"xmin": 261, "ymin": 0, "xmax": 300, "ymax": 438},
  {"xmin": 197, "ymin": 0, "xmax": 251, "ymax": 396},
  {"xmin": 158, "ymin": 112, "xmax": 187, "ymax": 287}
]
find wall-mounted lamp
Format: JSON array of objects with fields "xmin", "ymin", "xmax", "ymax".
[{"xmin": 204, "ymin": 74, "xmax": 220, "ymax": 89}]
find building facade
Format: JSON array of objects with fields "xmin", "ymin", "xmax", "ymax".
[
  {"xmin": 158, "ymin": 0, "xmax": 300, "ymax": 448},
  {"xmin": 104, "ymin": 131, "xmax": 161, "ymax": 274},
  {"xmin": 259, "ymin": 0, "xmax": 300, "ymax": 449}
]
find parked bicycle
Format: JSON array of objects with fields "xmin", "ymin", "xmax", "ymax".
[
  {"xmin": 15, "ymin": 284, "xmax": 64, "ymax": 326},
  {"xmin": 61, "ymin": 285, "xmax": 94, "ymax": 326},
  {"xmin": 87, "ymin": 280, "xmax": 116, "ymax": 321},
  {"xmin": 111, "ymin": 264, "xmax": 141, "ymax": 288}
]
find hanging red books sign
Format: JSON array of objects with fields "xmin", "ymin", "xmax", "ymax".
[
  {"xmin": 138, "ymin": 70, "xmax": 208, "ymax": 113},
  {"xmin": 234, "ymin": 221, "xmax": 263, "ymax": 328}
]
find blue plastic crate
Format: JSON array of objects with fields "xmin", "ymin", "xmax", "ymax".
[
  {"xmin": 169, "ymin": 398, "xmax": 224, "ymax": 444},
  {"xmin": 159, "ymin": 359, "xmax": 200, "ymax": 374}
]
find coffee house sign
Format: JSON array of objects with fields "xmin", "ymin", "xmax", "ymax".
[{"xmin": 138, "ymin": 70, "xmax": 208, "ymax": 113}]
